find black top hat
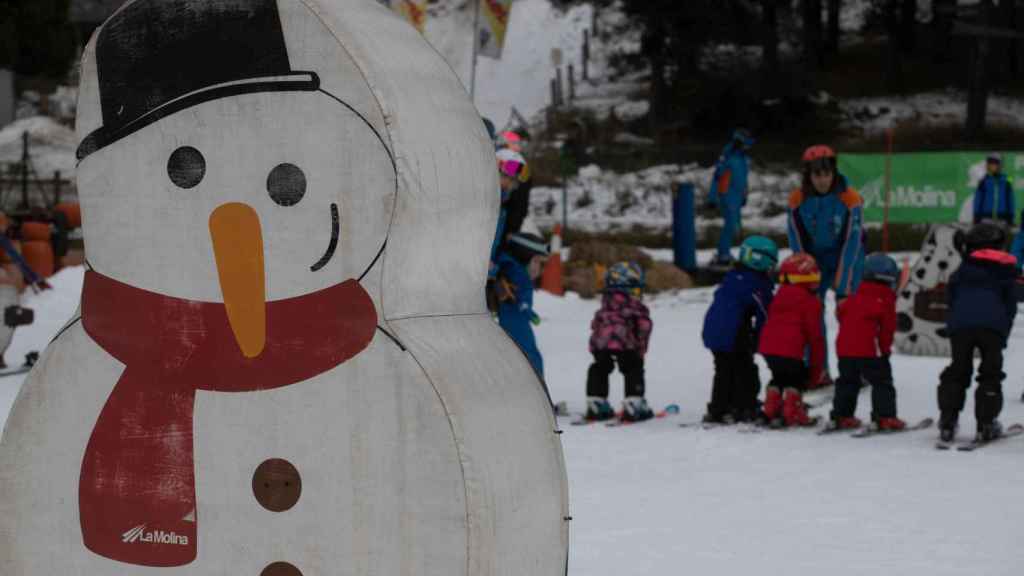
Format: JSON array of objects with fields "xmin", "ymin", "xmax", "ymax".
[{"xmin": 76, "ymin": 0, "xmax": 320, "ymax": 161}]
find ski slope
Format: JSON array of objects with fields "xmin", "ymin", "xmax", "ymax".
[{"xmin": 1, "ymin": 263, "xmax": 1022, "ymax": 575}]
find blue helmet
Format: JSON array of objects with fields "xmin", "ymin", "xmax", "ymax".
[
  {"xmin": 863, "ymin": 253, "xmax": 900, "ymax": 288},
  {"xmin": 739, "ymin": 236, "xmax": 779, "ymax": 273},
  {"xmin": 731, "ymin": 128, "xmax": 755, "ymax": 150},
  {"xmin": 606, "ymin": 261, "xmax": 645, "ymax": 290}
]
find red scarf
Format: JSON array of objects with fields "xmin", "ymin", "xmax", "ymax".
[{"xmin": 78, "ymin": 270, "xmax": 377, "ymax": 567}]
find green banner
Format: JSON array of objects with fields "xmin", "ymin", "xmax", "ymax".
[{"xmin": 839, "ymin": 152, "xmax": 1024, "ymax": 224}]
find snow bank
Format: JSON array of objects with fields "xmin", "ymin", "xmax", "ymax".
[
  {"xmin": 530, "ymin": 163, "xmax": 799, "ymax": 235},
  {"xmin": 0, "ymin": 116, "xmax": 78, "ymax": 179}
]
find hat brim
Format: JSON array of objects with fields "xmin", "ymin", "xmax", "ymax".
[{"xmin": 77, "ymin": 72, "xmax": 320, "ymax": 161}]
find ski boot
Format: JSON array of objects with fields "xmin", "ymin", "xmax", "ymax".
[
  {"xmin": 875, "ymin": 417, "xmax": 906, "ymax": 432},
  {"xmin": 622, "ymin": 396, "xmax": 655, "ymax": 422},
  {"xmin": 762, "ymin": 387, "xmax": 783, "ymax": 427},
  {"xmin": 824, "ymin": 416, "xmax": 862, "ymax": 432},
  {"xmin": 938, "ymin": 413, "xmax": 958, "ymax": 443},
  {"xmin": 782, "ymin": 388, "xmax": 816, "ymax": 427},
  {"xmin": 702, "ymin": 405, "xmax": 735, "ymax": 425},
  {"xmin": 977, "ymin": 420, "xmax": 1003, "ymax": 442},
  {"xmin": 585, "ymin": 397, "xmax": 616, "ymax": 422}
]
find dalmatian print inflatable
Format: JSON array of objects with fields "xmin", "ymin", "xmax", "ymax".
[{"xmin": 895, "ymin": 224, "xmax": 970, "ymax": 357}]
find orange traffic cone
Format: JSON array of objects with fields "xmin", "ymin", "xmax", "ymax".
[{"xmin": 541, "ymin": 224, "xmax": 565, "ymax": 296}]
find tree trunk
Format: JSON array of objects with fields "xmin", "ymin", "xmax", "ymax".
[
  {"xmin": 884, "ymin": 0, "xmax": 904, "ymax": 92},
  {"xmin": 900, "ymin": 0, "xmax": 917, "ymax": 52},
  {"xmin": 931, "ymin": 0, "xmax": 955, "ymax": 62},
  {"xmin": 966, "ymin": 1, "xmax": 996, "ymax": 139},
  {"xmin": 1000, "ymin": 0, "xmax": 1018, "ymax": 75},
  {"xmin": 826, "ymin": 0, "xmax": 841, "ymax": 54},
  {"xmin": 762, "ymin": 0, "xmax": 780, "ymax": 92},
  {"xmin": 803, "ymin": 0, "xmax": 823, "ymax": 74}
]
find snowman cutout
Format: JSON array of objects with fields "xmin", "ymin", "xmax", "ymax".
[
  {"xmin": 1, "ymin": 1, "xmax": 569, "ymax": 574},
  {"xmin": 72, "ymin": 0, "xmax": 397, "ymax": 568}
]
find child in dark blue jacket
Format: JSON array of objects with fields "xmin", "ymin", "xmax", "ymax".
[
  {"xmin": 701, "ymin": 236, "xmax": 778, "ymax": 423},
  {"xmin": 495, "ymin": 233, "xmax": 549, "ymax": 379},
  {"xmin": 938, "ymin": 222, "xmax": 1018, "ymax": 443}
]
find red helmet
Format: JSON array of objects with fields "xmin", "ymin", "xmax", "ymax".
[
  {"xmin": 802, "ymin": 145, "xmax": 837, "ymax": 174},
  {"xmin": 779, "ymin": 253, "xmax": 821, "ymax": 288},
  {"xmin": 802, "ymin": 145, "xmax": 836, "ymax": 163}
]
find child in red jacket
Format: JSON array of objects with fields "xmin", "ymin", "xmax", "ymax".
[
  {"xmin": 827, "ymin": 254, "xmax": 904, "ymax": 431},
  {"xmin": 758, "ymin": 254, "xmax": 826, "ymax": 427}
]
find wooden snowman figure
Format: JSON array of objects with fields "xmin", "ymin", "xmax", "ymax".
[{"xmin": 0, "ymin": 1, "xmax": 569, "ymax": 575}]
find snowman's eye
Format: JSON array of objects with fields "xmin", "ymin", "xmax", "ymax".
[
  {"xmin": 267, "ymin": 163, "xmax": 307, "ymax": 207},
  {"xmin": 167, "ymin": 146, "xmax": 206, "ymax": 189}
]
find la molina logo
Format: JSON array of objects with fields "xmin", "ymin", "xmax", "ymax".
[
  {"xmin": 121, "ymin": 524, "xmax": 190, "ymax": 547},
  {"xmin": 860, "ymin": 178, "xmax": 957, "ymax": 209}
]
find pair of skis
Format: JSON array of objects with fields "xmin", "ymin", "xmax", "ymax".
[
  {"xmin": 817, "ymin": 417, "xmax": 934, "ymax": 438},
  {"xmin": 568, "ymin": 404, "xmax": 680, "ymax": 427},
  {"xmin": 935, "ymin": 424, "xmax": 1024, "ymax": 451}
]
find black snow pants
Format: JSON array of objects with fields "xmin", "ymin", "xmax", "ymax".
[
  {"xmin": 764, "ymin": 356, "xmax": 808, "ymax": 392},
  {"xmin": 587, "ymin": 350, "xmax": 645, "ymax": 398},
  {"xmin": 831, "ymin": 357, "xmax": 896, "ymax": 421},
  {"xmin": 938, "ymin": 328, "xmax": 1006, "ymax": 428},
  {"xmin": 707, "ymin": 346, "xmax": 761, "ymax": 420}
]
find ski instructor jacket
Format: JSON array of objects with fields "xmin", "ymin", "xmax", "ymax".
[
  {"xmin": 787, "ymin": 174, "xmax": 864, "ymax": 298},
  {"xmin": 708, "ymin": 142, "xmax": 749, "ymax": 211}
]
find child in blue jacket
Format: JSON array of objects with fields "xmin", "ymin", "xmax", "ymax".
[
  {"xmin": 701, "ymin": 236, "xmax": 778, "ymax": 423},
  {"xmin": 495, "ymin": 232, "xmax": 549, "ymax": 379},
  {"xmin": 938, "ymin": 222, "xmax": 1018, "ymax": 444}
]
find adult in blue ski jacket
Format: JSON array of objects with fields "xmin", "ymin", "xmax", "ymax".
[
  {"xmin": 708, "ymin": 129, "xmax": 754, "ymax": 264},
  {"xmin": 787, "ymin": 145, "xmax": 865, "ymax": 386},
  {"xmin": 972, "ymin": 153, "xmax": 1015, "ymax": 226},
  {"xmin": 495, "ymin": 233, "xmax": 549, "ymax": 379}
]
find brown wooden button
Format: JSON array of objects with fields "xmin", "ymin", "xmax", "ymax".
[
  {"xmin": 252, "ymin": 458, "xmax": 301, "ymax": 512},
  {"xmin": 261, "ymin": 561, "xmax": 302, "ymax": 576}
]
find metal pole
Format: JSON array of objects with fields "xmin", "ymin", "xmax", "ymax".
[
  {"xmin": 20, "ymin": 132, "xmax": 28, "ymax": 210},
  {"xmin": 883, "ymin": 127, "xmax": 893, "ymax": 253},
  {"xmin": 470, "ymin": 0, "xmax": 481, "ymax": 101}
]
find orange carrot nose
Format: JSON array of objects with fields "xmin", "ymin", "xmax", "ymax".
[{"xmin": 209, "ymin": 203, "xmax": 266, "ymax": 359}]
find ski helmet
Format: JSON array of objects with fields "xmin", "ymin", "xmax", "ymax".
[
  {"xmin": 987, "ymin": 152, "xmax": 1003, "ymax": 165},
  {"xmin": 801, "ymin": 145, "xmax": 837, "ymax": 173},
  {"xmin": 961, "ymin": 221, "xmax": 1008, "ymax": 254},
  {"xmin": 497, "ymin": 148, "xmax": 530, "ymax": 183},
  {"xmin": 862, "ymin": 253, "xmax": 900, "ymax": 289},
  {"xmin": 605, "ymin": 261, "xmax": 645, "ymax": 290},
  {"xmin": 778, "ymin": 253, "xmax": 821, "ymax": 288},
  {"xmin": 738, "ymin": 236, "xmax": 779, "ymax": 273},
  {"xmin": 499, "ymin": 130, "xmax": 524, "ymax": 152},
  {"xmin": 507, "ymin": 232, "xmax": 550, "ymax": 265},
  {"xmin": 731, "ymin": 128, "xmax": 755, "ymax": 150}
]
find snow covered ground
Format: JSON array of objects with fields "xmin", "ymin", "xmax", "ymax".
[{"xmin": 1, "ymin": 262, "xmax": 1022, "ymax": 575}]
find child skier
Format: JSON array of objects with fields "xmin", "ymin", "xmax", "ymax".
[
  {"xmin": 701, "ymin": 236, "xmax": 778, "ymax": 424},
  {"xmin": 827, "ymin": 253, "xmax": 905, "ymax": 431},
  {"xmin": 938, "ymin": 222, "xmax": 1018, "ymax": 443},
  {"xmin": 758, "ymin": 253, "xmax": 826, "ymax": 427},
  {"xmin": 494, "ymin": 232, "xmax": 549, "ymax": 379},
  {"xmin": 585, "ymin": 262, "xmax": 655, "ymax": 423}
]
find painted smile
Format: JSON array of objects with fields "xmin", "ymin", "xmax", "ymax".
[{"xmin": 310, "ymin": 203, "xmax": 339, "ymax": 272}]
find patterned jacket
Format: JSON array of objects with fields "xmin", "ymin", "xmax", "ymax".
[{"xmin": 589, "ymin": 290, "xmax": 653, "ymax": 354}]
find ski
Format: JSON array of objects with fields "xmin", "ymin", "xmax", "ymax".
[
  {"xmin": 607, "ymin": 404, "xmax": 680, "ymax": 428},
  {"xmin": 851, "ymin": 417, "xmax": 934, "ymax": 438},
  {"xmin": 955, "ymin": 424, "xmax": 1024, "ymax": 452}
]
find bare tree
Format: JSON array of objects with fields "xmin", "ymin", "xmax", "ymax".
[{"xmin": 826, "ymin": 0, "xmax": 841, "ymax": 53}]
